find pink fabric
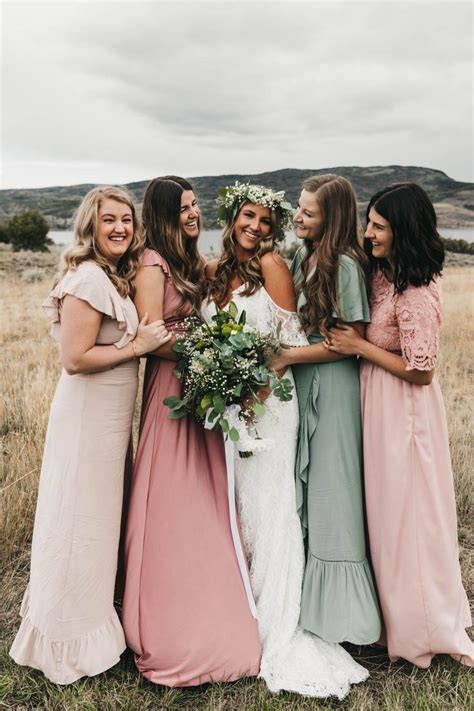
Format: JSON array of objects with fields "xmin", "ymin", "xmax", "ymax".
[
  {"xmin": 361, "ymin": 270, "xmax": 473, "ymax": 668},
  {"xmin": 122, "ymin": 249, "xmax": 261, "ymax": 686},
  {"xmin": 10, "ymin": 264, "xmax": 139, "ymax": 684},
  {"xmin": 43, "ymin": 261, "xmax": 137, "ymax": 349}
]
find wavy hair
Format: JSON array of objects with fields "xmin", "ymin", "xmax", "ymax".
[
  {"xmin": 365, "ymin": 183, "xmax": 444, "ymax": 292},
  {"xmin": 57, "ymin": 186, "xmax": 143, "ymax": 298},
  {"xmin": 207, "ymin": 199, "xmax": 282, "ymax": 306},
  {"xmin": 297, "ymin": 174, "xmax": 367, "ymax": 336},
  {"xmin": 141, "ymin": 176, "xmax": 205, "ymax": 315}
]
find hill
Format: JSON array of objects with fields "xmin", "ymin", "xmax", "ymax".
[{"xmin": 0, "ymin": 166, "xmax": 472, "ymax": 229}]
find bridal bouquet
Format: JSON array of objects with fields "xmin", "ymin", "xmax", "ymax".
[{"xmin": 164, "ymin": 302, "xmax": 293, "ymax": 452}]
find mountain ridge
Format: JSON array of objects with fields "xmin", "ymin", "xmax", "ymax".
[{"xmin": 1, "ymin": 165, "xmax": 472, "ymax": 229}]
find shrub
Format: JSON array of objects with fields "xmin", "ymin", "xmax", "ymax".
[
  {"xmin": 442, "ymin": 237, "xmax": 474, "ymax": 255},
  {"xmin": 5, "ymin": 210, "xmax": 50, "ymax": 252}
]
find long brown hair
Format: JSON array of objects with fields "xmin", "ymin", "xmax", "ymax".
[
  {"xmin": 57, "ymin": 186, "xmax": 143, "ymax": 298},
  {"xmin": 297, "ymin": 174, "xmax": 367, "ymax": 335},
  {"xmin": 207, "ymin": 201, "xmax": 282, "ymax": 306},
  {"xmin": 141, "ymin": 176, "xmax": 205, "ymax": 314}
]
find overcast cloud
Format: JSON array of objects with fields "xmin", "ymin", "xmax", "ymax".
[{"xmin": 1, "ymin": 0, "xmax": 472, "ymax": 188}]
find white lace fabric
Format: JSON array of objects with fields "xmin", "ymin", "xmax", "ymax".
[{"xmin": 201, "ymin": 286, "xmax": 368, "ymax": 698}]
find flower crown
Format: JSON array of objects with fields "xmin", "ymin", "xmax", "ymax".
[{"xmin": 216, "ymin": 181, "xmax": 294, "ymax": 242}]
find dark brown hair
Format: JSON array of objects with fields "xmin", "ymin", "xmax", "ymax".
[
  {"xmin": 141, "ymin": 176, "xmax": 205, "ymax": 314},
  {"xmin": 365, "ymin": 183, "xmax": 444, "ymax": 292}
]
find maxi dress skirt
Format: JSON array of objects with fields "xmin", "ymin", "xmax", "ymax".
[
  {"xmin": 359, "ymin": 270, "xmax": 473, "ymax": 667},
  {"xmin": 122, "ymin": 249, "xmax": 261, "ymax": 686},
  {"xmin": 361, "ymin": 364, "xmax": 474, "ymax": 667}
]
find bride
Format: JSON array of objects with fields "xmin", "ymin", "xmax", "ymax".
[{"xmin": 201, "ymin": 182, "xmax": 368, "ymax": 698}]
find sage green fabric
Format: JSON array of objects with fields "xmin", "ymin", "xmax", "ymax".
[{"xmin": 292, "ymin": 248, "xmax": 381, "ymax": 644}]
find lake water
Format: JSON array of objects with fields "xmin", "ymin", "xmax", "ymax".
[
  {"xmin": 48, "ymin": 229, "xmax": 301, "ymax": 252},
  {"xmin": 49, "ymin": 226, "xmax": 474, "ymax": 251}
]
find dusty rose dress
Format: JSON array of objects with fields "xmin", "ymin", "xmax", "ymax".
[
  {"xmin": 10, "ymin": 261, "xmax": 139, "ymax": 684},
  {"xmin": 361, "ymin": 269, "xmax": 474, "ymax": 668},
  {"xmin": 122, "ymin": 249, "xmax": 261, "ymax": 686}
]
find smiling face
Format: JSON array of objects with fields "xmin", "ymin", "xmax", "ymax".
[
  {"xmin": 179, "ymin": 190, "xmax": 200, "ymax": 239},
  {"xmin": 293, "ymin": 189, "xmax": 325, "ymax": 241},
  {"xmin": 233, "ymin": 202, "xmax": 272, "ymax": 259},
  {"xmin": 94, "ymin": 198, "xmax": 134, "ymax": 264},
  {"xmin": 365, "ymin": 207, "xmax": 394, "ymax": 260}
]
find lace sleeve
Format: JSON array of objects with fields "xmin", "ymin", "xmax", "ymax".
[
  {"xmin": 265, "ymin": 294, "xmax": 308, "ymax": 346},
  {"xmin": 395, "ymin": 282, "xmax": 442, "ymax": 371}
]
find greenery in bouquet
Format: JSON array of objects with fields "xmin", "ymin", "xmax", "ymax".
[{"xmin": 164, "ymin": 302, "xmax": 293, "ymax": 442}]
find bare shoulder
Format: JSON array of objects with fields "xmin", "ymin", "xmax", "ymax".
[
  {"xmin": 205, "ymin": 258, "xmax": 219, "ymax": 278},
  {"xmin": 135, "ymin": 261, "xmax": 166, "ymax": 290},
  {"xmin": 260, "ymin": 252, "xmax": 296, "ymax": 311},
  {"xmin": 260, "ymin": 251, "xmax": 288, "ymax": 271}
]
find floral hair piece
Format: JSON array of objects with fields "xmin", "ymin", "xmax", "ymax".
[{"xmin": 216, "ymin": 181, "xmax": 294, "ymax": 242}]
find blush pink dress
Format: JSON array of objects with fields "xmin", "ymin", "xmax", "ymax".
[
  {"xmin": 10, "ymin": 261, "xmax": 139, "ymax": 684},
  {"xmin": 360, "ymin": 269, "xmax": 474, "ymax": 668},
  {"xmin": 121, "ymin": 249, "xmax": 261, "ymax": 686}
]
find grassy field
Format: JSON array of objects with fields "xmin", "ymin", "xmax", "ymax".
[{"xmin": 0, "ymin": 247, "xmax": 473, "ymax": 710}]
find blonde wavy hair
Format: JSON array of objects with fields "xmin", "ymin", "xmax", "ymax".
[
  {"xmin": 296, "ymin": 174, "xmax": 367, "ymax": 336},
  {"xmin": 57, "ymin": 186, "xmax": 143, "ymax": 298},
  {"xmin": 207, "ymin": 200, "xmax": 282, "ymax": 306}
]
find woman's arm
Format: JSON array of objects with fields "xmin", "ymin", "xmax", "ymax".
[
  {"xmin": 260, "ymin": 253, "xmax": 298, "ymax": 381},
  {"xmin": 271, "ymin": 322, "xmax": 366, "ymax": 370},
  {"xmin": 325, "ymin": 324, "xmax": 435, "ymax": 385},
  {"xmin": 60, "ymin": 296, "xmax": 170, "ymax": 375},
  {"xmin": 133, "ymin": 265, "xmax": 177, "ymax": 360}
]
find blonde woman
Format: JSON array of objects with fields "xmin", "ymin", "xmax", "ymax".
[
  {"xmin": 122, "ymin": 177, "xmax": 261, "ymax": 686},
  {"xmin": 10, "ymin": 186, "xmax": 170, "ymax": 685}
]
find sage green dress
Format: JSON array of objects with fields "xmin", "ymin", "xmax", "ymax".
[{"xmin": 291, "ymin": 249, "xmax": 381, "ymax": 644}]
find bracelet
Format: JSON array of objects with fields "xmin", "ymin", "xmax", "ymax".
[{"xmin": 131, "ymin": 339, "xmax": 139, "ymax": 360}]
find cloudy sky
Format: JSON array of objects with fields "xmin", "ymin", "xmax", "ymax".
[{"xmin": 1, "ymin": 0, "xmax": 472, "ymax": 189}]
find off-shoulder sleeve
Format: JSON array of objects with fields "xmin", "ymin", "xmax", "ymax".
[
  {"xmin": 395, "ymin": 282, "xmax": 441, "ymax": 371},
  {"xmin": 336, "ymin": 255, "xmax": 370, "ymax": 323},
  {"xmin": 42, "ymin": 262, "xmax": 137, "ymax": 348},
  {"xmin": 140, "ymin": 248, "xmax": 171, "ymax": 276},
  {"xmin": 264, "ymin": 291, "xmax": 309, "ymax": 346}
]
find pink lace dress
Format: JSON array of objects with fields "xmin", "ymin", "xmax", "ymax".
[{"xmin": 360, "ymin": 269, "xmax": 473, "ymax": 668}]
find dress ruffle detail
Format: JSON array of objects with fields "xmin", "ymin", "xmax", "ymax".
[
  {"xmin": 9, "ymin": 587, "xmax": 126, "ymax": 685},
  {"xmin": 295, "ymin": 367, "xmax": 320, "ymax": 538},
  {"xmin": 140, "ymin": 248, "xmax": 171, "ymax": 276},
  {"xmin": 42, "ymin": 262, "xmax": 136, "ymax": 349},
  {"xmin": 299, "ymin": 555, "xmax": 381, "ymax": 644}
]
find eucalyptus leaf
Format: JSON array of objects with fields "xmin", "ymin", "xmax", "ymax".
[
  {"xmin": 253, "ymin": 402, "xmax": 266, "ymax": 417},
  {"xmin": 219, "ymin": 418, "xmax": 230, "ymax": 433},
  {"xmin": 167, "ymin": 409, "xmax": 187, "ymax": 420},
  {"xmin": 212, "ymin": 394, "xmax": 225, "ymax": 413},
  {"xmin": 164, "ymin": 396, "xmax": 181, "ymax": 407}
]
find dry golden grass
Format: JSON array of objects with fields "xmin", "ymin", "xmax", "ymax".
[{"xmin": 0, "ymin": 250, "xmax": 473, "ymax": 710}]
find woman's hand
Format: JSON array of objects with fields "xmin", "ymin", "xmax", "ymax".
[
  {"xmin": 270, "ymin": 348, "xmax": 291, "ymax": 373},
  {"xmin": 323, "ymin": 323, "xmax": 365, "ymax": 356},
  {"xmin": 132, "ymin": 314, "xmax": 172, "ymax": 356}
]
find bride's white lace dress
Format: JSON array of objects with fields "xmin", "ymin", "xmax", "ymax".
[{"xmin": 201, "ymin": 284, "xmax": 369, "ymax": 698}]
